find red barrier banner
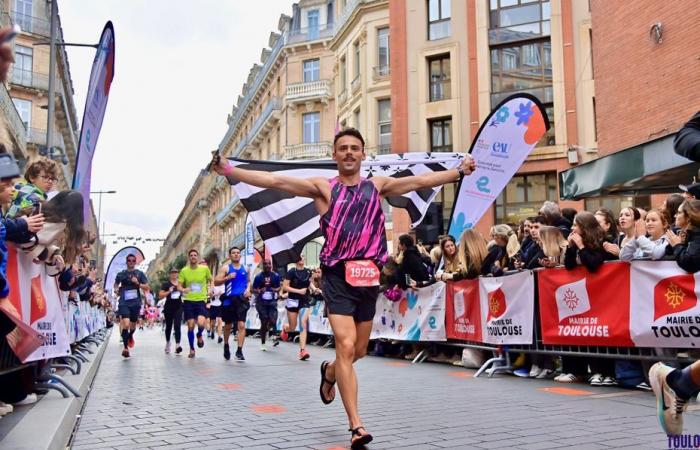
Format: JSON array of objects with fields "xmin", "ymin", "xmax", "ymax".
[
  {"xmin": 445, "ymin": 279, "xmax": 482, "ymax": 341},
  {"xmin": 538, "ymin": 263, "xmax": 633, "ymax": 346},
  {"xmin": 630, "ymin": 261, "xmax": 700, "ymax": 348}
]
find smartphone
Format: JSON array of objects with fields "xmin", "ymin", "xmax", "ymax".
[
  {"xmin": 0, "ymin": 153, "xmax": 21, "ymax": 181},
  {"xmin": 32, "ymin": 201, "xmax": 42, "ymax": 216},
  {"xmin": 89, "ymin": 259, "xmax": 97, "ymax": 270},
  {"xmin": 405, "ymin": 274, "xmax": 413, "ymax": 286}
]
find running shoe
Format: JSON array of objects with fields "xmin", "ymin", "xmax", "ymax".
[
  {"xmin": 128, "ymin": 336, "xmax": 135, "ymax": 348},
  {"xmin": 197, "ymin": 334, "xmax": 204, "ymax": 348},
  {"xmin": 223, "ymin": 344, "xmax": 231, "ymax": 361},
  {"xmin": 164, "ymin": 342, "xmax": 171, "ymax": 354},
  {"xmin": 218, "ymin": 336, "xmax": 223, "ymax": 344},
  {"xmin": 261, "ymin": 344, "xmax": 267, "ymax": 352},
  {"xmin": 636, "ymin": 381, "xmax": 652, "ymax": 391},
  {"xmin": 535, "ymin": 369, "xmax": 556, "ymax": 379},
  {"xmin": 235, "ymin": 349, "xmax": 245, "ymax": 361},
  {"xmin": 650, "ymin": 362, "xmax": 688, "ymax": 436},
  {"xmin": 188, "ymin": 349, "xmax": 195, "ymax": 358},
  {"xmin": 175, "ymin": 345, "xmax": 183, "ymax": 355},
  {"xmin": 273, "ymin": 337, "xmax": 280, "ymax": 347},
  {"xmin": 122, "ymin": 349, "xmax": 130, "ymax": 358},
  {"xmin": 513, "ymin": 368, "xmax": 530, "ymax": 378},
  {"xmin": 299, "ymin": 349, "xmax": 310, "ymax": 361},
  {"xmin": 589, "ymin": 373, "xmax": 603, "ymax": 386},
  {"xmin": 529, "ymin": 364, "xmax": 542, "ymax": 378}
]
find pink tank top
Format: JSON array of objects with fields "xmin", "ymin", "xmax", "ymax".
[{"xmin": 319, "ymin": 177, "xmax": 388, "ymax": 267}]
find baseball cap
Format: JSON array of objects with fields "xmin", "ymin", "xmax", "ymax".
[
  {"xmin": 679, "ymin": 182, "xmax": 700, "ymax": 197},
  {"xmin": 169, "ymin": 268, "xmax": 178, "ymax": 273}
]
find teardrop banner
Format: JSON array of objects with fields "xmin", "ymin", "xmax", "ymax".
[{"xmin": 447, "ymin": 93, "xmax": 550, "ymax": 239}]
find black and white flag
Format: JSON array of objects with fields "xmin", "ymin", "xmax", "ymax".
[{"xmin": 224, "ymin": 152, "xmax": 463, "ymax": 267}]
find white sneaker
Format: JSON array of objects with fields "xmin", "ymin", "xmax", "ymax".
[
  {"xmin": 649, "ymin": 362, "xmax": 688, "ymax": 436},
  {"xmin": 529, "ymin": 364, "xmax": 542, "ymax": 378},
  {"xmin": 261, "ymin": 344, "xmax": 267, "ymax": 352},
  {"xmin": 555, "ymin": 373, "xmax": 580, "ymax": 383},
  {"xmin": 165, "ymin": 342, "xmax": 171, "ymax": 354},
  {"xmin": 536, "ymin": 368, "xmax": 556, "ymax": 379},
  {"xmin": 589, "ymin": 373, "xmax": 603, "ymax": 386},
  {"xmin": 602, "ymin": 376, "xmax": 617, "ymax": 386},
  {"xmin": 0, "ymin": 402, "xmax": 12, "ymax": 415},
  {"xmin": 12, "ymin": 393, "xmax": 37, "ymax": 406}
]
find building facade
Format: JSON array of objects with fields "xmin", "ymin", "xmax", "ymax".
[{"xmin": 154, "ymin": 0, "xmax": 699, "ymax": 272}]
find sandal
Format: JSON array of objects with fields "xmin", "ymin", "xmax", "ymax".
[
  {"xmin": 319, "ymin": 360, "xmax": 336, "ymax": 405},
  {"xmin": 349, "ymin": 426, "xmax": 373, "ymax": 449}
]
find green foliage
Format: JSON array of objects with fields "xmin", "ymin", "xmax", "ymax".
[{"xmin": 148, "ymin": 253, "xmax": 187, "ymax": 294}]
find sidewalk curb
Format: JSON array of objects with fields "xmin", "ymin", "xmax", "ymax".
[{"xmin": 1, "ymin": 329, "xmax": 112, "ymax": 450}]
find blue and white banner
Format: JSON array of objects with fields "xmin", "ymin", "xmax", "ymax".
[
  {"xmin": 73, "ymin": 22, "xmax": 115, "ymax": 224},
  {"xmin": 448, "ymin": 94, "xmax": 550, "ymax": 238},
  {"xmin": 244, "ymin": 214, "xmax": 256, "ymax": 273}
]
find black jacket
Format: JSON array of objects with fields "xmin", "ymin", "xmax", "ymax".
[
  {"xmin": 673, "ymin": 228, "xmax": 700, "ymax": 273},
  {"xmin": 674, "ymin": 111, "xmax": 700, "ymax": 162},
  {"xmin": 564, "ymin": 245, "xmax": 615, "ymax": 273},
  {"xmin": 554, "ymin": 216, "xmax": 572, "ymax": 239},
  {"xmin": 398, "ymin": 247, "xmax": 434, "ymax": 289}
]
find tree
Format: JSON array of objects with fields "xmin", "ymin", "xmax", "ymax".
[{"xmin": 148, "ymin": 253, "xmax": 187, "ymax": 294}]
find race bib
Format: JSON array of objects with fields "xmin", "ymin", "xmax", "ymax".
[
  {"xmin": 171, "ymin": 291, "xmax": 181, "ymax": 300},
  {"xmin": 190, "ymin": 283, "xmax": 202, "ymax": 293},
  {"xmin": 124, "ymin": 289, "xmax": 139, "ymax": 301},
  {"xmin": 262, "ymin": 291, "xmax": 273, "ymax": 301},
  {"xmin": 345, "ymin": 260, "xmax": 380, "ymax": 287},
  {"xmin": 286, "ymin": 298, "xmax": 299, "ymax": 309}
]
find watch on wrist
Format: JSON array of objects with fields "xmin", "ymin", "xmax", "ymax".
[{"xmin": 457, "ymin": 167, "xmax": 465, "ymax": 179}]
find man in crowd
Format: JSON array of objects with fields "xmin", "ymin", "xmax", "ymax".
[
  {"xmin": 252, "ymin": 258, "xmax": 281, "ymax": 351},
  {"xmin": 679, "ymin": 182, "xmax": 700, "ymax": 200},
  {"xmin": 114, "ymin": 254, "xmax": 148, "ymax": 358},
  {"xmin": 215, "ymin": 247, "xmax": 250, "ymax": 361},
  {"xmin": 539, "ymin": 200, "xmax": 571, "ymax": 238},
  {"xmin": 178, "ymin": 249, "xmax": 213, "ymax": 358},
  {"xmin": 213, "ymin": 127, "xmax": 475, "ymax": 448}
]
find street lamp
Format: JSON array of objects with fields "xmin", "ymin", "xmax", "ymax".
[{"xmin": 90, "ymin": 190, "xmax": 117, "ymax": 268}]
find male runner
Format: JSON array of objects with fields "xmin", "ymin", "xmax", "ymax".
[
  {"xmin": 159, "ymin": 268, "xmax": 183, "ymax": 354},
  {"xmin": 178, "ymin": 249, "xmax": 213, "ymax": 358},
  {"xmin": 252, "ymin": 259, "xmax": 281, "ymax": 351},
  {"xmin": 213, "ymin": 128, "xmax": 475, "ymax": 448},
  {"xmin": 113, "ymin": 254, "xmax": 148, "ymax": 358},
  {"xmin": 281, "ymin": 255, "xmax": 312, "ymax": 361},
  {"xmin": 215, "ymin": 247, "xmax": 251, "ymax": 361}
]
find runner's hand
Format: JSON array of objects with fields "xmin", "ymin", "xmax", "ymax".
[{"xmin": 459, "ymin": 154, "xmax": 476, "ymax": 176}]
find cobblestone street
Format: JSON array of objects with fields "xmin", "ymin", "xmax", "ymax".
[{"xmin": 70, "ymin": 328, "xmax": 699, "ymax": 449}]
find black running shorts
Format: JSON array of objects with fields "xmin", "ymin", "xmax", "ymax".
[
  {"xmin": 222, "ymin": 295, "xmax": 249, "ymax": 324},
  {"xmin": 321, "ymin": 264, "xmax": 378, "ymax": 322}
]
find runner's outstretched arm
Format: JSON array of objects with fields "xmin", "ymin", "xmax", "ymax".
[
  {"xmin": 373, "ymin": 154, "xmax": 476, "ymax": 198},
  {"xmin": 212, "ymin": 156, "xmax": 325, "ymax": 199}
]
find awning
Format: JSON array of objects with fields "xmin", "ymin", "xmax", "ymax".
[{"xmin": 559, "ymin": 134, "xmax": 700, "ymax": 200}]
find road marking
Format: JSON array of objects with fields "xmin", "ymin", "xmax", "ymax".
[
  {"xmin": 251, "ymin": 404, "xmax": 287, "ymax": 413},
  {"xmin": 538, "ymin": 387, "xmax": 593, "ymax": 396},
  {"xmin": 217, "ymin": 383, "xmax": 241, "ymax": 390}
]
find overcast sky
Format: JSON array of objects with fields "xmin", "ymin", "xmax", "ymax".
[{"xmin": 60, "ymin": 0, "xmax": 292, "ymax": 265}]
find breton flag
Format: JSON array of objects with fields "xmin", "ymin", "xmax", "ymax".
[{"xmin": 224, "ymin": 152, "xmax": 464, "ymax": 267}]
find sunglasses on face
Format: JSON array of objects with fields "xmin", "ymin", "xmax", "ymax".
[{"xmin": 127, "ymin": 259, "xmax": 136, "ymax": 263}]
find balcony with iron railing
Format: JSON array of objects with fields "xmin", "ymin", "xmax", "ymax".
[
  {"xmin": 287, "ymin": 24, "xmax": 334, "ymax": 44},
  {"xmin": 10, "ymin": 11, "xmax": 51, "ymax": 37},
  {"xmin": 216, "ymin": 194, "xmax": 241, "ymax": 225},
  {"xmin": 0, "ymin": 83, "xmax": 27, "ymax": 157},
  {"xmin": 373, "ymin": 65, "xmax": 391, "ymax": 80},
  {"xmin": 285, "ymin": 79, "xmax": 332, "ymax": 104},
  {"xmin": 10, "ymin": 68, "xmax": 49, "ymax": 91},
  {"xmin": 245, "ymin": 97, "xmax": 282, "ymax": 149},
  {"xmin": 351, "ymin": 75, "xmax": 361, "ymax": 94},
  {"xmin": 284, "ymin": 141, "xmax": 333, "ymax": 160}
]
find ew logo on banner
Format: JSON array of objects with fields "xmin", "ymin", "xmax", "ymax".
[
  {"xmin": 480, "ymin": 271, "xmax": 534, "ymax": 345},
  {"xmin": 371, "ymin": 283, "xmax": 446, "ymax": 342},
  {"xmin": 445, "ymin": 279, "xmax": 482, "ymax": 342},
  {"xmin": 630, "ymin": 261, "xmax": 700, "ymax": 348},
  {"xmin": 538, "ymin": 263, "xmax": 633, "ymax": 346}
]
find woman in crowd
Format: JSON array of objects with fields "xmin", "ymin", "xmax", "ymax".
[
  {"xmin": 435, "ymin": 236, "xmax": 461, "ymax": 281},
  {"xmin": 488, "ymin": 224, "xmax": 520, "ymax": 273},
  {"xmin": 396, "ymin": 234, "xmax": 434, "ymax": 289},
  {"xmin": 455, "ymin": 230, "xmax": 497, "ymax": 279},
  {"xmin": 661, "ymin": 193, "xmax": 685, "ymax": 233},
  {"xmin": 667, "ymin": 199, "xmax": 700, "ymax": 272},
  {"xmin": 620, "ymin": 209, "xmax": 672, "ymax": 261},
  {"xmin": 537, "ymin": 226, "xmax": 568, "ymax": 268},
  {"xmin": 594, "ymin": 208, "xmax": 619, "ymax": 244},
  {"xmin": 603, "ymin": 206, "xmax": 641, "ymax": 258}
]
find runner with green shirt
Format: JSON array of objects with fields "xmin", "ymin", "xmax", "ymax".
[{"xmin": 178, "ymin": 249, "xmax": 213, "ymax": 358}]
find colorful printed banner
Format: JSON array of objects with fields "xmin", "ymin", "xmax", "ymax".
[
  {"xmin": 5, "ymin": 246, "xmax": 71, "ymax": 362},
  {"xmin": 480, "ymin": 270, "xmax": 534, "ymax": 345},
  {"xmin": 244, "ymin": 214, "xmax": 256, "ymax": 274},
  {"xmin": 104, "ymin": 246, "xmax": 145, "ymax": 296},
  {"xmin": 448, "ymin": 94, "xmax": 550, "ymax": 238},
  {"xmin": 73, "ymin": 22, "xmax": 115, "ymax": 223},
  {"xmin": 630, "ymin": 261, "xmax": 700, "ymax": 348},
  {"xmin": 445, "ymin": 279, "xmax": 482, "ymax": 342},
  {"xmin": 372, "ymin": 283, "xmax": 446, "ymax": 342},
  {"xmin": 244, "ymin": 300, "xmax": 332, "ymax": 336},
  {"xmin": 538, "ymin": 263, "xmax": 634, "ymax": 347}
]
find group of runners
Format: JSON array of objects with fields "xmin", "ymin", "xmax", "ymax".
[{"xmin": 109, "ymin": 128, "xmax": 699, "ymax": 448}]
